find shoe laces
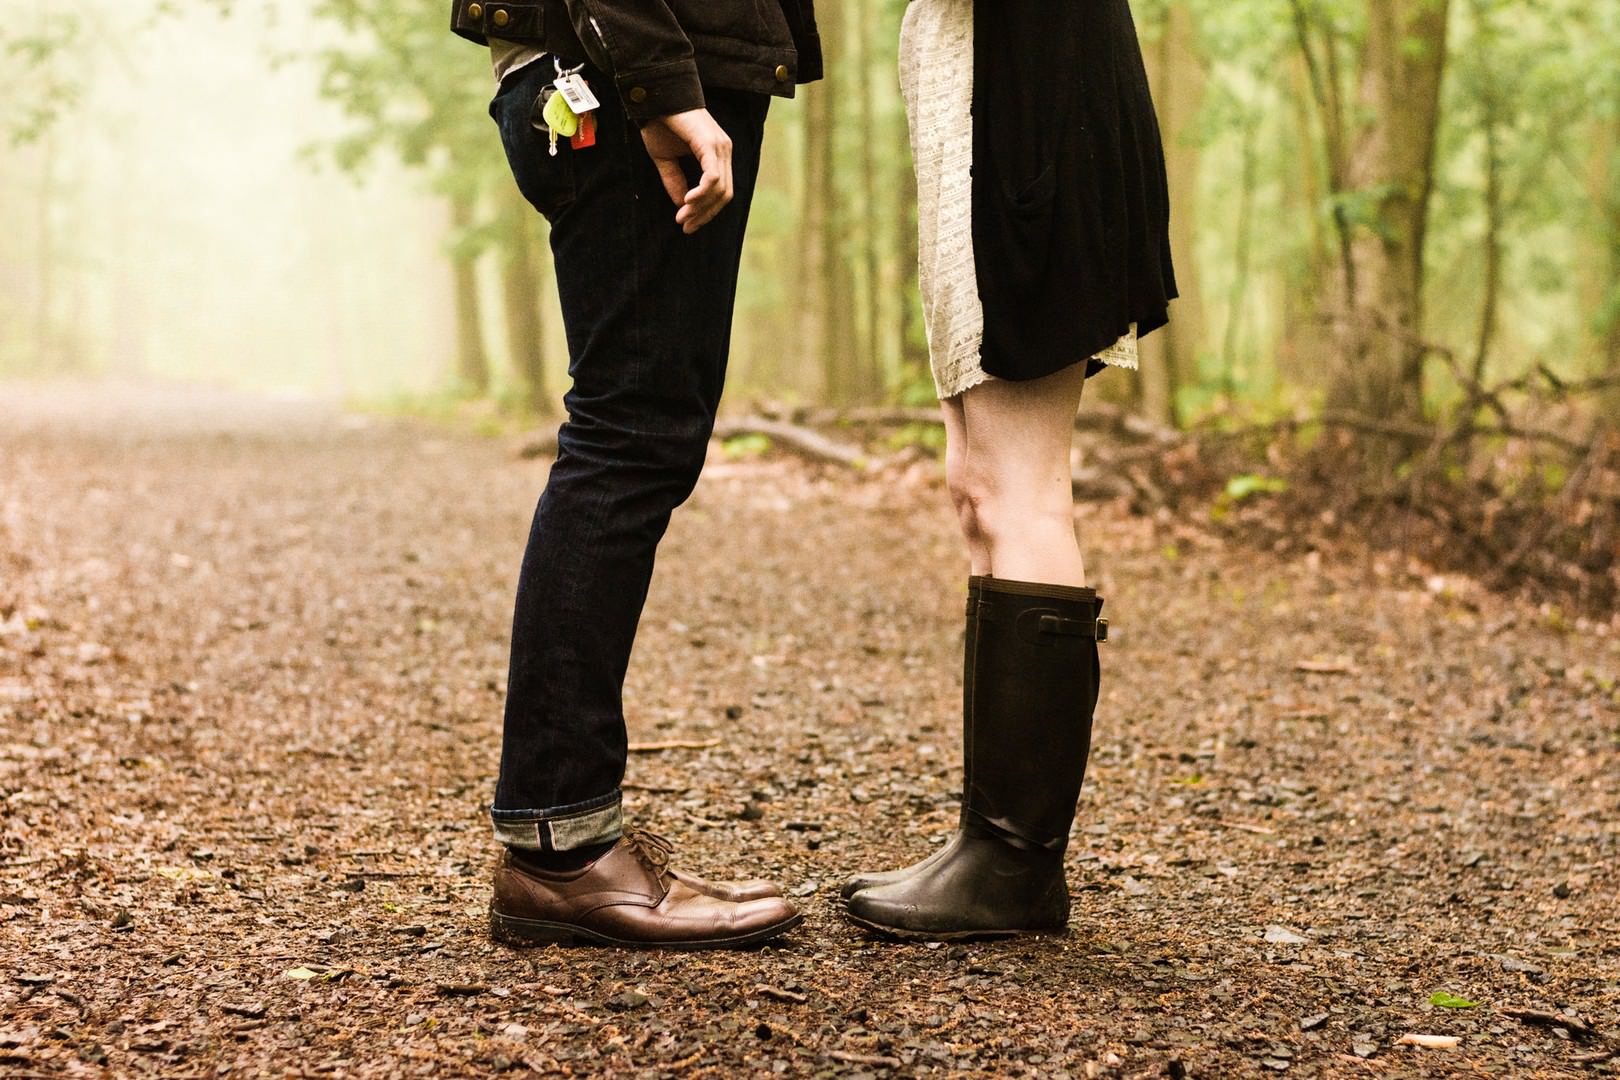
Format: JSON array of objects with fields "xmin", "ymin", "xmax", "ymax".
[{"xmin": 625, "ymin": 828, "xmax": 674, "ymax": 881}]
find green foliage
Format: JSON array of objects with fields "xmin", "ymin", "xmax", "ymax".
[
  {"xmin": 1, "ymin": 0, "xmax": 241, "ymax": 144},
  {"xmin": 895, "ymin": 363, "xmax": 940, "ymax": 408},
  {"xmin": 722, "ymin": 433, "xmax": 772, "ymax": 459},
  {"xmin": 1223, "ymin": 474, "xmax": 1289, "ymax": 500},
  {"xmin": 1, "ymin": 28, "xmax": 79, "ymax": 145},
  {"xmin": 14, "ymin": 0, "xmax": 1620, "ymax": 416},
  {"xmin": 886, "ymin": 422, "xmax": 947, "ymax": 454},
  {"xmin": 1428, "ymin": 991, "xmax": 1480, "ymax": 1009},
  {"xmin": 308, "ymin": 0, "xmax": 512, "ymax": 247}
]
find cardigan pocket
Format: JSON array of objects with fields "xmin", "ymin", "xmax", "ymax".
[
  {"xmin": 996, "ymin": 159, "xmax": 1059, "ymax": 287},
  {"xmin": 1009, "ymin": 157, "xmax": 1057, "ymax": 211}
]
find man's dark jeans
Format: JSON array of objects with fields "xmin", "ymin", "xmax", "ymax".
[{"xmin": 487, "ymin": 60, "xmax": 769, "ymax": 851}]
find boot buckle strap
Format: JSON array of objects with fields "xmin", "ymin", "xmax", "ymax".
[{"xmin": 1018, "ymin": 609, "xmax": 1108, "ymax": 644}]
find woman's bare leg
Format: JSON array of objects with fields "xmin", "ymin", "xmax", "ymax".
[
  {"xmin": 955, "ymin": 365, "xmax": 1088, "ymax": 585},
  {"xmin": 939, "ymin": 396, "xmax": 991, "ymax": 575}
]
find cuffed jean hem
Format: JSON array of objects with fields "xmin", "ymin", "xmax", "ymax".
[{"xmin": 490, "ymin": 791, "xmax": 624, "ymax": 852}]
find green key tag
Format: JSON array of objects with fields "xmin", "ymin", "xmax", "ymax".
[{"xmin": 543, "ymin": 91, "xmax": 580, "ymax": 140}]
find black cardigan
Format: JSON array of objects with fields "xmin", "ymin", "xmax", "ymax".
[{"xmin": 971, "ymin": 0, "xmax": 1177, "ymax": 381}]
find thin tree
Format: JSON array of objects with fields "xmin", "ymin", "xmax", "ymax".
[
  {"xmin": 1327, "ymin": 0, "xmax": 1453, "ymax": 425},
  {"xmin": 500, "ymin": 187, "xmax": 550, "ymax": 414}
]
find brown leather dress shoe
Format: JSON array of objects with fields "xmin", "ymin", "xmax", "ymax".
[
  {"xmin": 489, "ymin": 831, "xmax": 801, "ymax": 950},
  {"xmin": 669, "ymin": 867, "xmax": 782, "ymax": 902},
  {"xmin": 630, "ymin": 831, "xmax": 784, "ymax": 902}
]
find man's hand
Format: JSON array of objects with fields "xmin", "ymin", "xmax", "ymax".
[{"xmin": 640, "ymin": 109, "xmax": 733, "ymax": 235}]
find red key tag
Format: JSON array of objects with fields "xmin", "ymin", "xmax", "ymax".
[{"xmin": 570, "ymin": 110, "xmax": 597, "ymax": 150}]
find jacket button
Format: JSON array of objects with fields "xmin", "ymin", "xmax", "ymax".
[
  {"xmin": 466, "ymin": 2, "xmax": 482, "ymax": 17},
  {"xmin": 774, "ymin": 64, "xmax": 790, "ymax": 83},
  {"xmin": 491, "ymin": 7, "xmax": 509, "ymax": 26},
  {"xmin": 628, "ymin": 87, "xmax": 648, "ymax": 104}
]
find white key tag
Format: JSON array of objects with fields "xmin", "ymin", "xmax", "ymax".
[{"xmin": 553, "ymin": 73, "xmax": 600, "ymax": 115}]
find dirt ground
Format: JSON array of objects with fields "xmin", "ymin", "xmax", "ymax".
[{"xmin": 2, "ymin": 383, "xmax": 1617, "ymax": 1078}]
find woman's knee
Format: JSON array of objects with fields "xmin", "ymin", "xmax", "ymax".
[
  {"xmin": 961, "ymin": 472, "xmax": 1074, "ymax": 551},
  {"xmin": 945, "ymin": 452, "xmax": 985, "ymax": 543}
]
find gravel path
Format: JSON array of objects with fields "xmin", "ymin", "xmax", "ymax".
[{"xmin": 2, "ymin": 383, "xmax": 1617, "ymax": 1078}]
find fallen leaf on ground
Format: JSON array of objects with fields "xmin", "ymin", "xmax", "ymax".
[{"xmin": 1428, "ymin": 992, "xmax": 1479, "ymax": 1009}]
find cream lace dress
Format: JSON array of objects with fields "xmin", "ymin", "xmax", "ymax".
[{"xmin": 899, "ymin": 0, "xmax": 1138, "ymax": 400}]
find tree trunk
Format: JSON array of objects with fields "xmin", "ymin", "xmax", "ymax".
[
  {"xmin": 502, "ymin": 189, "xmax": 550, "ymax": 414},
  {"xmin": 1583, "ymin": 117, "xmax": 1619, "ymax": 369},
  {"xmin": 1326, "ymin": 0, "xmax": 1452, "ymax": 425},
  {"xmin": 897, "ymin": 131, "xmax": 928, "ymax": 382},
  {"xmin": 34, "ymin": 132, "xmax": 56, "ymax": 373},
  {"xmin": 1585, "ymin": 114, "xmax": 1620, "ymax": 421},
  {"xmin": 110, "ymin": 126, "xmax": 148, "ymax": 379},
  {"xmin": 1278, "ymin": 53, "xmax": 1331, "ymax": 385},
  {"xmin": 449, "ymin": 194, "xmax": 491, "ymax": 395},
  {"xmin": 856, "ymin": 0, "xmax": 884, "ymax": 399},
  {"xmin": 800, "ymin": 0, "xmax": 860, "ymax": 403},
  {"xmin": 1469, "ymin": 73, "xmax": 1503, "ymax": 388},
  {"xmin": 800, "ymin": 47, "xmax": 834, "ymax": 402},
  {"xmin": 1220, "ymin": 117, "xmax": 1260, "ymax": 397},
  {"xmin": 1136, "ymin": 0, "xmax": 1205, "ymax": 427}
]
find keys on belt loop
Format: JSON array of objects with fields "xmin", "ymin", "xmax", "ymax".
[{"xmin": 532, "ymin": 56, "xmax": 600, "ymax": 156}]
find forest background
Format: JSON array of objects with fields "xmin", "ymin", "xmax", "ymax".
[{"xmin": 3, "ymin": 0, "xmax": 1618, "ymax": 608}]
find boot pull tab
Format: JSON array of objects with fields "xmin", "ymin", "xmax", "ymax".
[{"xmin": 1016, "ymin": 607, "xmax": 1109, "ymax": 645}]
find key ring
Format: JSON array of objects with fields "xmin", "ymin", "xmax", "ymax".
[{"xmin": 532, "ymin": 56, "xmax": 585, "ymax": 134}]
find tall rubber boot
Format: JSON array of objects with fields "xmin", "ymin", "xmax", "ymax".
[
  {"xmin": 840, "ymin": 575, "xmax": 988, "ymax": 902},
  {"xmin": 844, "ymin": 578, "xmax": 1104, "ymax": 939}
]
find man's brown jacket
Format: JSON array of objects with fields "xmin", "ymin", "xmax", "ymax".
[{"xmin": 451, "ymin": 0, "xmax": 821, "ymax": 119}]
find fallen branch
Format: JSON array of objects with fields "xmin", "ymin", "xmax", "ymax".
[
  {"xmin": 515, "ymin": 422, "xmax": 563, "ymax": 460},
  {"xmin": 1072, "ymin": 466, "xmax": 1136, "ymax": 503},
  {"xmin": 794, "ymin": 405, "xmax": 942, "ymax": 428},
  {"xmin": 627, "ymin": 739, "xmax": 720, "ymax": 753},
  {"xmin": 1295, "ymin": 659, "xmax": 1357, "ymax": 674},
  {"xmin": 828, "ymin": 1050, "xmax": 903, "ymax": 1068},
  {"xmin": 1500, "ymin": 1008, "xmax": 1600, "ymax": 1040},
  {"xmin": 712, "ymin": 418, "xmax": 877, "ymax": 470},
  {"xmin": 1572, "ymin": 1048, "xmax": 1619, "ymax": 1066},
  {"xmin": 1079, "ymin": 400, "xmax": 1184, "ymax": 443},
  {"xmin": 1193, "ymin": 410, "xmax": 1587, "ymax": 454},
  {"xmin": 436, "ymin": 984, "xmax": 489, "ymax": 998},
  {"xmin": 752, "ymin": 984, "xmax": 808, "ymax": 1004},
  {"xmin": 769, "ymin": 402, "xmax": 1178, "ymax": 443},
  {"xmin": 1207, "ymin": 819, "xmax": 1276, "ymax": 836}
]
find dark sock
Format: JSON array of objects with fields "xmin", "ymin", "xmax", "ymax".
[{"xmin": 509, "ymin": 840, "xmax": 617, "ymax": 874}]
